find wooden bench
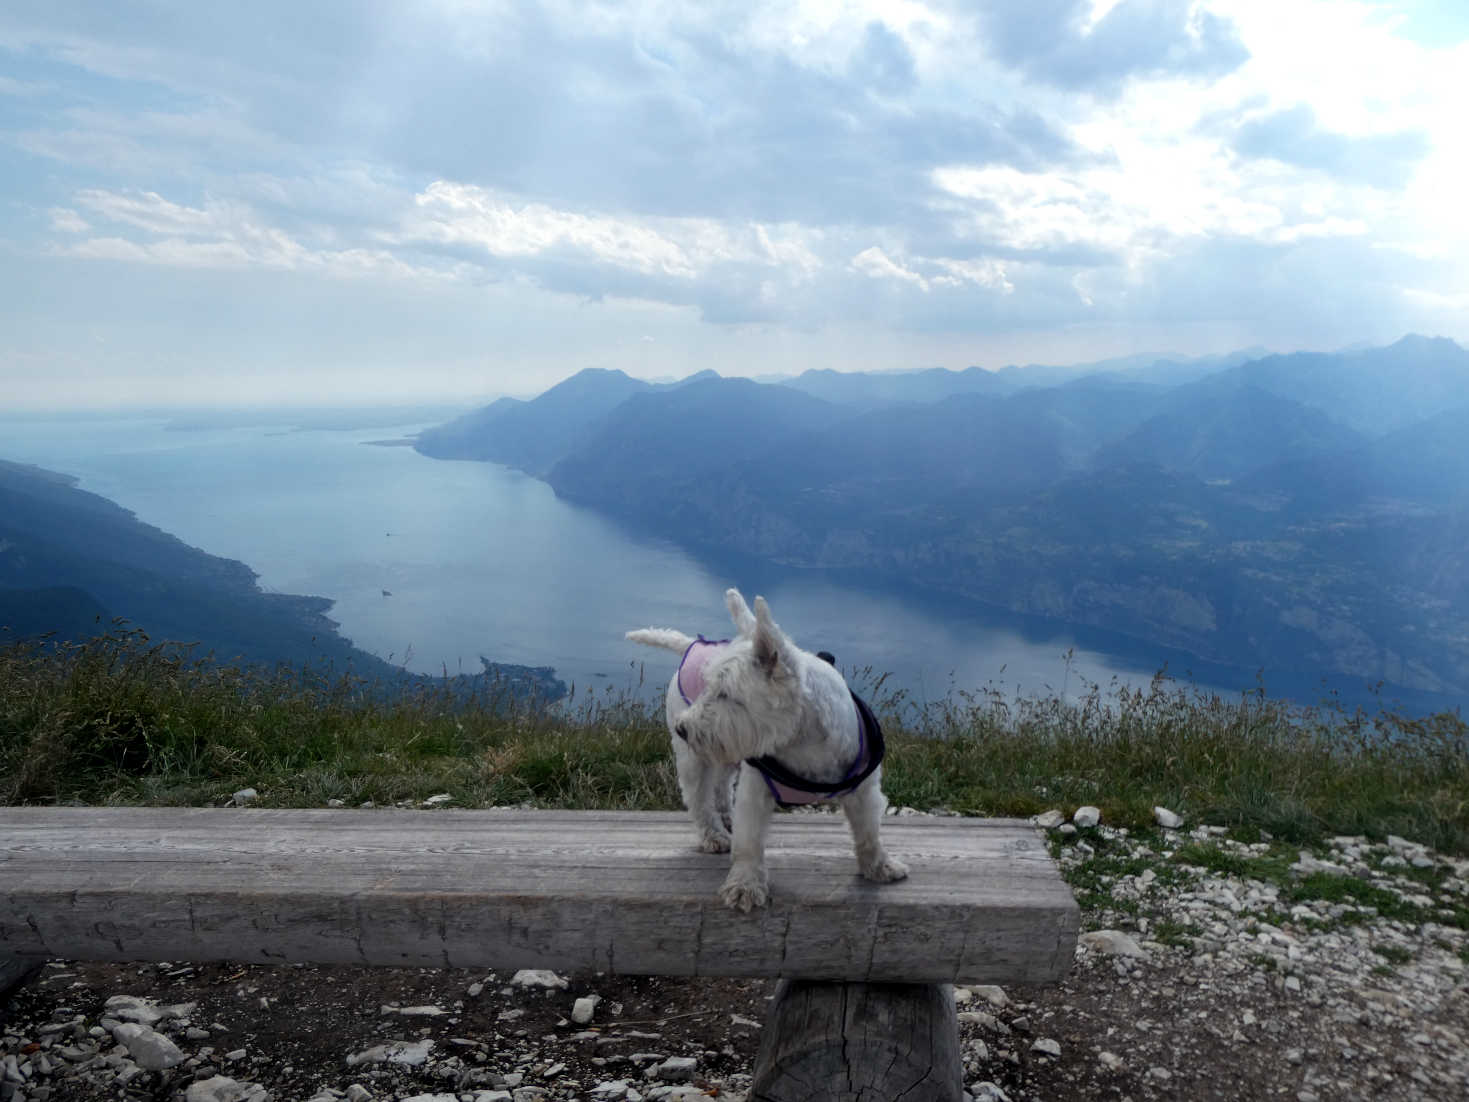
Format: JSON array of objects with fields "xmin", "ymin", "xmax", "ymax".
[{"xmin": 0, "ymin": 808, "xmax": 1078, "ymax": 1100}]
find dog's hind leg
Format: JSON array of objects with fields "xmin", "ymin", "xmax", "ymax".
[
  {"xmin": 673, "ymin": 739, "xmax": 732, "ymax": 853},
  {"xmin": 839, "ymin": 772, "xmax": 910, "ymax": 884}
]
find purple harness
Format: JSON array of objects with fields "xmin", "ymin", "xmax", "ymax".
[{"xmin": 676, "ymin": 637, "xmax": 885, "ymax": 808}]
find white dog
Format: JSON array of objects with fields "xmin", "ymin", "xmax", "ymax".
[{"xmin": 626, "ymin": 588, "xmax": 909, "ymax": 911}]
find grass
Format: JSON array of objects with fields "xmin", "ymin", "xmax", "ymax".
[{"xmin": 2, "ymin": 628, "xmax": 1468, "ymax": 862}]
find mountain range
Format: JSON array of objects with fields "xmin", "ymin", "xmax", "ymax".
[{"xmin": 415, "ymin": 335, "xmax": 1469, "ymax": 699}]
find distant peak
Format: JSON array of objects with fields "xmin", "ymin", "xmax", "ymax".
[
  {"xmin": 1390, "ymin": 333, "xmax": 1462, "ymax": 351},
  {"xmin": 565, "ymin": 367, "xmax": 633, "ymax": 380}
]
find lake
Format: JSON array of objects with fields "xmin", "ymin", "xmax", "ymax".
[{"xmin": 0, "ymin": 412, "xmax": 1435, "ymax": 713}]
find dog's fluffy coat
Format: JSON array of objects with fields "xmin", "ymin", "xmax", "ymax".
[{"xmin": 627, "ymin": 589, "xmax": 908, "ymax": 911}]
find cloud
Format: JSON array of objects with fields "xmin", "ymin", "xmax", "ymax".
[
  {"xmin": 47, "ymin": 207, "xmax": 88, "ymax": 233},
  {"xmin": 972, "ymin": 0, "xmax": 1249, "ymax": 93},
  {"xmin": 1230, "ymin": 103, "xmax": 1430, "ymax": 189},
  {"xmin": 1, "ymin": 0, "xmax": 1467, "ymax": 410},
  {"xmin": 59, "ymin": 188, "xmax": 448, "ymax": 281},
  {"xmin": 851, "ymin": 21, "xmax": 919, "ymax": 94}
]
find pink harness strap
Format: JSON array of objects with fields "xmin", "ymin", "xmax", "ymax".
[{"xmin": 676, "ymin": 636, "xmax": 728, "ymax": 704}]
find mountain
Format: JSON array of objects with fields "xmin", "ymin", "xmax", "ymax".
[
  {"xmin": 547, "ymin": 377, "xmax": 844, "ymax": 524},
  {"xmin": 0, "ymin": 586, "xmax": 110, "ymax": 640},
  {"xmin": 1097, "ymin": 378, "xmax": 1369, "ymax": 482},
  {"xmin": 782, "ymin": 365, "xmax": 1015, "ymax": 408},
  {"xmin": 414, "ymin": 368, "xmax": 655, "ymax": 475},
  {"xmin": 1220, "ymin": 335, "xmax": 1469, "ymax": 437},
  {"xmin": 414, "ymin": 335, "xmax": 1469, "ymax": 697},
  {"xmin": 774, "ymin": 348, "xmax": 1263, "ymax": 408},
  {"xmin": 1246, "ymin": 402, "xmax": 1469, "ymax": 511},
  {"xmin": 0, "ymin": 460, "xmax": 564, "ymax": 699}
]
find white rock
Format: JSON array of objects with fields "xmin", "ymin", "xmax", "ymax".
[
  {"xmin": 1079, "ymin": 929, "xmax": 1148, "ymax": 959},
  {"xmin": 1153, "ymin": 806, "xmax": 1183, "ymax": 829},
  {"xmin": 104, "ymin": 995, "xmax": 197, "ymax": 1026},
  {"xmin": 382, "ymin": 1005, "xmax": 448, "ymax": 1017},
  {"xmin": 422, "ymin": 794, "xmax": 453, "ymax": 807},
  {"xmin": 656, "ymin": 1056, "xmax": 698, "ymax": 1082},
  {"xmin": 1073, "ymin": 806, "xmax": 1101, "ymax": 829},
  {"xmin": 185, "ymin": 1075, "xmax": 271, "ymax": 1102},
  {"xmin": 345, "ymin": 1086, "xmax": 374, "ymax": 1102},
  {"xmin": 572, "ymin": 995, "xmax": 602, "ymax": 1024},
  {"xmin": 398, "ymin": 1095, "xmax": 458, "ymax": 1102},
  {"xmin": 970, "ymin": 985, "xmax": 1009, "ymax": 1007},
  {"xmin": 232, "ymin": 788, "xmax": 258, "ymax": 806},
  {"xmin": 1098, "ymin": 1051, "xmax": 1123, "ymax": 1070},
  {"xmin": 1289, "ymin": 851, "xmax": 1346, "ymax": 877},
  {"xmin": 1030, "ymin": 1038, "xmax": 1061, "ymax": 1058},
  {"xmin": 1034, "ymin": 810, "xmax": 1065, "ymax": 829},
  {"xmin": 1058, "ymin": 823, "xmax": 1078, "ymax": 838},
  {"xmin": 510, "ymin": 969, "xmax": 569, "ymax": 990},
  {"xmin": 345, "ymin": 1039, "xmax": 435, "ymax": 1067},
  {"xmin": 112, "ymin": 1022, "xmax": 186, "ymax": 1071},
  {"xmin": 971, "ymin": 1084, "xmax": 1011, "ymax": 1102}
]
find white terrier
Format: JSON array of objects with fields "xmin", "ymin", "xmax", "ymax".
[{"xmin": 626, "ymin": 589, "xmax": 909, "ymax": 911}]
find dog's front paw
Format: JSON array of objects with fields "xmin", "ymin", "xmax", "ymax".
[
  {"xmin": 697, "ymin": 831, "xmax": 731, "ymax": 854},
  {"xmin": 861, "ymin": 854, "xmax": 910, "ymax": 883},
  {"xmin": 719, "ymin": 868, "xmax": 769, "ymax": 912}
]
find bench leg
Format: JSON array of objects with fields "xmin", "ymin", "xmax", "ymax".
[
  {"xmin": 750, "ymin": 980, "xmax": 963, "ymax": 1101},
  {"xmin": 1, "ymin": 956, "xmax": 44, "ymax": 1006}
]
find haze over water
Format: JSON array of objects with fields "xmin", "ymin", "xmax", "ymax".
[{"xmin": 0, "ymin": 412, "xmax": 1431, "ymax": 713}]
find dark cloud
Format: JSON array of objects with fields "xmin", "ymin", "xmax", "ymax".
[
  {"xmin": 1231, "ymin": 104, "xmax": 1429, "ymax": 189},
  {"xmin": 972, "ymin": 0, "xmax": 1248, "ymax": 93}
]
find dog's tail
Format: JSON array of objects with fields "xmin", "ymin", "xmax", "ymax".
[{"xmin": 625, "ymin": 628, "xmax": 697, "ymax": 653}]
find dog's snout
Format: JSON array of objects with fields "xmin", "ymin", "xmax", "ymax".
[{"xmin": 675, "ymin": 721, "xmax": 690, "ymax": 742}]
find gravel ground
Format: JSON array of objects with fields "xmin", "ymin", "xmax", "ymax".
[{"xmin": 2, "ymin": 818, "xmax": 1466, "ymax": 1102}]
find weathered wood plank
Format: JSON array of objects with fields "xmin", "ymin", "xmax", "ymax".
[
  {"xmin": 750, "ymin": 981, "xmax": 963, "ymax": 1101},
  {"xmin": 0, "ymin": 808, "xmax": 1077, "ymax": 983}
]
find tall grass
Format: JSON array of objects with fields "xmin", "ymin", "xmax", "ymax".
[{"xmin": 2, "ymin": 629, "xmax": 1466, "ymax": 854}]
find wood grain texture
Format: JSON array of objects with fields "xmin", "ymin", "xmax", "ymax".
[
  {"xmin": 0, "ymin": 808, "xmax": 1077, "ymax": 983},
  {"xmin": 750, "ymin": 981, "xmax": 962, "ymax": 1101}
]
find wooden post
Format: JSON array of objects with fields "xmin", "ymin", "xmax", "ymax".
[
  {"xmin": 0, "ymin": 956, "xmax": 42, "ymax": 1006},
  {"xmin": 751, "ymin": 980, "xmax": 963, "ymax": 1101}
]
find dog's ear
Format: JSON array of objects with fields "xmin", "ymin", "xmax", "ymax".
[
  {"xmin": 725, "ymin": 588, "xmax": 757, "ymax": 636},
  {"xmin": 752, "ymin": 595, "xmax": 786, "ymax": 677}
]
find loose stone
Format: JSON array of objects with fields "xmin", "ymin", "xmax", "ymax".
[{"xmin": 1153, "ymin": 806, "xmax": 1183, "ymax": 829}]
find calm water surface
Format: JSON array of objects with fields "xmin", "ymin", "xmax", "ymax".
[{"xmin": 0, "ymin": 413, "xmax": 1406, "ymax": 710}]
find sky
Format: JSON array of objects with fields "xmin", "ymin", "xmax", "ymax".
[{"xmin": 2, "ymin": 0, "xmax": 1467, "ymax": 409}]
